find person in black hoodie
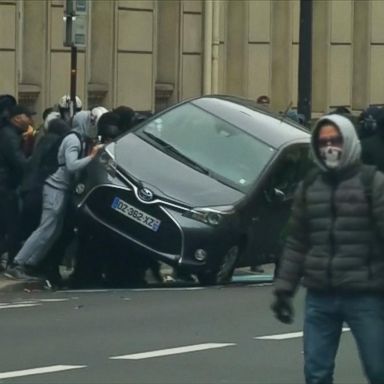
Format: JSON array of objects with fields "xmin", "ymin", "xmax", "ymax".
[
  {"xmin": 0, "ymin": 105, "xmax": 33, "ymax": 267},
  {"xmin": 361, "ymin": 108, "xmax": 384, "ymax": 171},
  {"xmin": 18, "ymin": 118, "xmax": 70, "ymax": 241}
]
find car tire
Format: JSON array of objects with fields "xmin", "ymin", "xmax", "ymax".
[{"xmin": 197, "ymin": 245, "xmax": 239, "ymax": 286}]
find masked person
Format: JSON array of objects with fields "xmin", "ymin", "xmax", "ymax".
[
  {"xmin": 271, "ymin": 114, "xmax": 384, "ymax": 384},
  {"xmin": 5, "ymin": 111, "xmax": 103, "ymax": 281}
]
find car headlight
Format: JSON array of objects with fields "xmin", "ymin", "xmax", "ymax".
[
  {"xmin": 99, "ymin": 143, "xmax": 117, "ymax": 176},
  {"xmin": 183, "ymin": 206, "xmax": 234, "ymax": 226}
]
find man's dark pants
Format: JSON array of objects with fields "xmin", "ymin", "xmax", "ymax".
[
  {"xmin": 304, "ymin": 290, "xmax": 384, "ymax": 384},
  {"xmin": 0, "ymin": 188, "xmax": 20, "ymax": 263}
]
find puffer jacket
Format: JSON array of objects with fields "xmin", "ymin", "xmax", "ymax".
[
  {"xmin": 0, "ymin": 123, "xmax": 28, "ymax": 190},
  {"xmin": 275, "ymin": 114, "xmax": 384, "ymax": 294}
]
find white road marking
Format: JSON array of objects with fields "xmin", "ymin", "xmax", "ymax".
[
  {"xmin": 0, "ymin": 303, "xmax": 41, "ymax": 310},
  {"xmin": 64, "ymin": 289, "xmax": 109, "ymax": 293},
  {"xmin": 132, "ymin": 287, "xmax": 205, "ymax": 292},
  {"xmin": 39, "ymin": 298, "xmax": 69, "ymax": 302},
  {"xmin": 110, "ymin": 343, "xmax": 236, "ymax": 360},
  {"xmin": 255, "ymin": 327, "xmax": 351, "ymax": 340},
  {"xmin": 9, "ymin": 300, "xmax": 39, "ymax": 305},
  {"xmin": 0, "ymin": 365, "xmax": 86, "ymax": 379}
]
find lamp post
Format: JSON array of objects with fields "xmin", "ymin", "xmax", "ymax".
[
  {"xmin": 64, "ymin": 0, "xmax": 87, "ymax": 117},
  {"xmin": 297, "ymin": 0, "xmax": 313, "ymax": 125}
]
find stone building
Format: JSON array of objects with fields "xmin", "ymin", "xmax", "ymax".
[{"xmin": 0, "ymin": 0, "xmax": 383, "ymax": 121}]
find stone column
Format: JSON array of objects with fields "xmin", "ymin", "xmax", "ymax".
[
  {"xmin": 89, "ymin": 0, "xmax": 115, "ymax": 108},
  {"xmin": 271, "ymin": 0, "xmax": 292, "ymax": 112},
  {"xmin": 20, "ymin": 0, "xmax": 48, "ymax": 115},
  {"xmin": 156, "ymin": 0, "xmax": 180, "ymax": 111},
  {"xmin": 226, "ymin": 0, "xmax": 247, "ymax": 96}
]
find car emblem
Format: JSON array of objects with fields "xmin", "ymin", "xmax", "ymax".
[{"xmin": 138, "ymin": 187, "xmax": 154, "ymax": 202}]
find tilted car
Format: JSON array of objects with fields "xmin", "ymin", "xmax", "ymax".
[{"xmin": 74, "ymin": 95, "xmax": 311, "ymax": 284}]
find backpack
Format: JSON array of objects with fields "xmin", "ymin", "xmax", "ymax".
[{"xmin": 301, "ymin": 164, "xmax": 377, "ymax": 214}]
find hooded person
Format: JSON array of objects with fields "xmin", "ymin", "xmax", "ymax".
[
  {"xmin": 0, "ymin": 94, "xmax": 17, "ymax": 127},
  {"xmin": 271, "ymin": 114, "xmax": 384, "ymax": 383},
  {"xmin": 361, "ymin": 107, "xmax": 384, "ymax": 172},
  {"xmin": 18, "ymin": 118, "xmax": 71, "ymax": 241},
  {"xmin": 5, "ymin": 111, "xmax": 103, "ymax": 281}
]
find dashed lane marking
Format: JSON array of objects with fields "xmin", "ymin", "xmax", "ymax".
[
  {"xmin": 254, "ymin": 327, "xmax": 351, "ymax": 340},
  {"xmin": 0, "ymin": 365, "xmax": 86, "ymax": 379},
  {"xmin": 0, "ymin": 303, "xmax": 41, "ymax": 310},
  {"xmin": 110, "ymin": 343, "xmax": 236, "ymax": 360},
  {"xmin": 0, "ymin": 298, "xmax": 69, "ymax": 309},
  {"xmin": 39, "ymin": 298, "xmax": 69, "ymax": 302}
]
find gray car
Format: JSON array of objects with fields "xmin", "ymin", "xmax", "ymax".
[{"xmin": 74, "ymin": 95, "xmax": 311, "ymax": 284}]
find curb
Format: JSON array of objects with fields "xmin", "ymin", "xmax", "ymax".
[{"xmin": 0, "ymin": 278, "xmax": 47, "ymax": 293}]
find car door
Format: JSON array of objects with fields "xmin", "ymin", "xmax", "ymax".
[{"xmin": 243, "ymin": 143, "xmax": 311, "ymax": 266}]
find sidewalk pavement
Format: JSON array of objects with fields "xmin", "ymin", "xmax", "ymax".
[
  {"xmin": 0, "ymin": 276, "xmax": 47, "ymax": 293},
  {"xmin": 0, "ymin": 263, "xmax": 275, "ymax": 293}
]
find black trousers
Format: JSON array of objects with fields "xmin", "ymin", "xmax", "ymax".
[{"xmin": 0, "ymin": 189, "xmax": 20, "ymax": 262}]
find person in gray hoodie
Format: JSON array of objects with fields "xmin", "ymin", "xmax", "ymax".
[
  {"xmin": 5, "ymin": 111, "xmax": 103, "ymax": 281},
  {"xmin": 271, "ymin": 114, "xmax": 384, "ymax": 384}
]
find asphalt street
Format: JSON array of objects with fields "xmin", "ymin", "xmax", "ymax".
[{"xmin": 0, "ymin": 278, "xmax": 368, "ymax": 384}]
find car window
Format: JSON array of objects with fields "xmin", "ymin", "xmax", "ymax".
[
  {"xmin": 266, "ymin": 145, "xmax": 311, "ymax": 199},
  {"xmin": 138, "ymin": 103, "xmax": 275, "ymax": 192}
]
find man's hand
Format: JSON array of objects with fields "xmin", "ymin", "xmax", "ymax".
[
  {"xmin": 271, "ymin": 292, "xmax": 294, "ymax": 324},
  {"xmin": 90, "ymin": 144, "xmax": 104, "ymax": 158}
]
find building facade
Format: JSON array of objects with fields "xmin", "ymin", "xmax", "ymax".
[{"xmin": 0, "ymin": 0, "xmax": 383, "ymax": 121}]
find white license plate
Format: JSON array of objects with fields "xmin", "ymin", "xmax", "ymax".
[{"xmin": 111, "ymin": 197, "xmax": 161, "ymax": 232}]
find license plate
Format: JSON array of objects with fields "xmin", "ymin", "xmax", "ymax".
[{"xmin": 111, "ymin": 197, "xmax": 161, "ymax": 232}]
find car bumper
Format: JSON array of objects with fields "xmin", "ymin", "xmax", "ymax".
[{"xmin": 76, "ymin": 186, "xmax": 236, "ymax": 273}]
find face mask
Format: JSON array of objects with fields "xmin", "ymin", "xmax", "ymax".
[{"xmin": 319, "ymin": 145, "xmax": 342, "ymax": 168}]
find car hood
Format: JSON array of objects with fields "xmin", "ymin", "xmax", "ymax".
[{"xmin": 114, "ymin": 134, "xmax": 244, "ymax": 207}]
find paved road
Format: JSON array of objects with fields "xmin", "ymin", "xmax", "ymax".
[{"xmin": 0, "ymin": 281, "xmax": 366, "ymax": 384}]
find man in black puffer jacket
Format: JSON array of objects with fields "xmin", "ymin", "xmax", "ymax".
[{"xmin": 272, "ymin": 114, "xmax": 384, "ymax": 384}]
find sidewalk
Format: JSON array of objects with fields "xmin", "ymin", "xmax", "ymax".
[{"xmin": 0, "ymin": 275, "xmax": 47, "ymax": 293}]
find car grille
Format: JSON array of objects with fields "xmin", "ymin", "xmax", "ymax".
[{"xmin": 85, "ymin": 186, "xmax": 182, "ymax": 254}]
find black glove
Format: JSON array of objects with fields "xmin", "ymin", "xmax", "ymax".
[{"xmin": 271, "ymin": 292, "xmax": 294, "ymax": 324}]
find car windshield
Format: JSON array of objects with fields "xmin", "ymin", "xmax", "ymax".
[{"xmin": 137, "ymin": 103, "xmax": 275, "ymax": 192}]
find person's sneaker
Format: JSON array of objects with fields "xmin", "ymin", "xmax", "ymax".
[{"xmin": 4, "ymin": 265, "xmax": 44, "ymax": 281}]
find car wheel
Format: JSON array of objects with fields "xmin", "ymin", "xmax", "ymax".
[{"xmin": 197, "ymin": 245, "xmax": 239, "ymax": 286}]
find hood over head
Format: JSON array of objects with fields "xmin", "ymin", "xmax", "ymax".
[
  {"xmin": 72, "ymin": 110, "xmax": 96, "ymax": 138},
  {"xmin": 43, "ymin": 111, "xmax": 61, "ymax": 131},
  {"xmin": 311, "ymin": 114, "xmax": 361, "ymax": 172}
]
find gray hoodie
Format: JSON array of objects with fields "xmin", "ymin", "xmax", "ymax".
[
  {"xmin": 46, "ymin": 111, "xmax": 94, "ymax": 191},
  {"xmin": 311, "ymin": 114, "xmax": 361, "ymax": 172},
  {"xmin": 275, "ymin": 114, "xmax": 384, "ymax": 294}
]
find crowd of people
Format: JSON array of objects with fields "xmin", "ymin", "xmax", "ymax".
[{"xmin": 0, "ymin": 93, "xmax": 150, "ymax": 286}]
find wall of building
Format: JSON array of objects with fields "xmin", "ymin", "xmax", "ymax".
[{"xmin": 0, "ymin": 0, "xmax": 384, "ymax": 121}]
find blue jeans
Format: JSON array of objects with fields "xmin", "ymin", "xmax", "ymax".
[{"xmin": 304, "ymin": 290, "xmax": 384, "ymax": 384}]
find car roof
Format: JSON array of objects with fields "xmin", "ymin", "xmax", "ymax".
[{"xmin": 191, "ymin": 95, "xmax": 310, "ymax": 149}]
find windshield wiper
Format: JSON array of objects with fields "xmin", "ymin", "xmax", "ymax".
[{"xmin": 142, "ymin": 131, "xmax": 211, "ymax": 175}]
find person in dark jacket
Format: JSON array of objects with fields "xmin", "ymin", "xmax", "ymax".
[
  {"xmin": 18, "ymin": 118, "xmax": 70, "ymax": 241},
  {"xmin": 0, "ymin": 94, "xmax": 17, "ymax": 127},
  {"xmin": 271, "ymin": 114, "xmax": 384, "ymax": 384},
  {"xmin": 361, "ymin": 108, "xmax": 384, "ymax": 172},
  {"xmin": 0, "ymin": 105, "xmax": 33, "ymax": 267},
  {"xmin": 5, "ymin": 111, "xmax": 103, "ymax": 281}
]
